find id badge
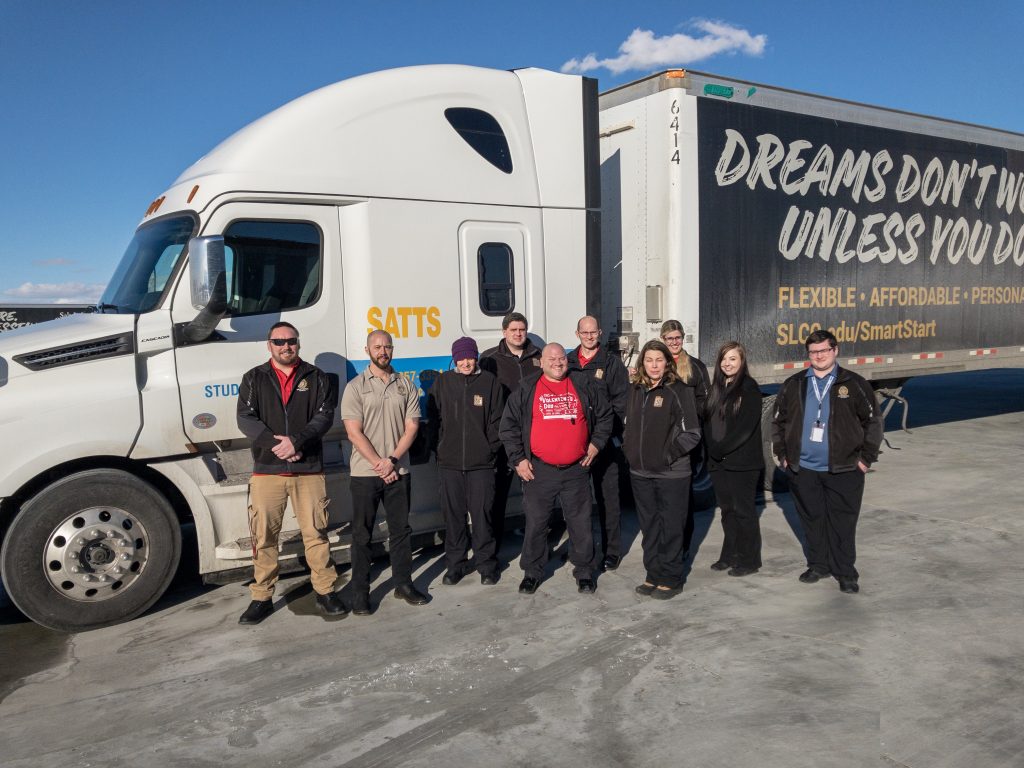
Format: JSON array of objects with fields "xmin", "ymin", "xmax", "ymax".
[{"xmin": 810, "ymin": 423, "xmax": 825, "ymax": 443}]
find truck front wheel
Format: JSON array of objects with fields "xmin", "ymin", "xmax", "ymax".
[{"xmin": 1, "ymin": 469, "xmax": 182, "ymax": 632}]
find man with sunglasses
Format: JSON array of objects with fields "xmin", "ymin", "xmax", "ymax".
[
  {"xmin": 236, "ymin": 322, "xmax": 344, "ymax": 624},
  {"xmin": 772, "ymin": 330, "xmax": 883, "ymax": 594}
]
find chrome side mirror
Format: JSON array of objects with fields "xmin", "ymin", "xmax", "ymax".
[
  {"xmin": 183, "ymin": 235, "xmax": 228, "ymax": 343},
  {"xmin": 188, "ymin": 235, "xmax": 227, "ymax": 310}
]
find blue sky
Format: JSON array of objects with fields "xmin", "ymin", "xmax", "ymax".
[{"xmin": 2, "ymin": 1, "xmax": 1022, "ymax": 303}]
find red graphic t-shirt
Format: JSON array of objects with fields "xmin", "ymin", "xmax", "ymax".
[{"xmin": 530, "ymin": 376, "xmax": 589, "ymax": 465}]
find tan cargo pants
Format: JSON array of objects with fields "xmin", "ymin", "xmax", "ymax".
[{"xmin": 248, "ymin": 473, "xmax": 336, "ymax": 600}]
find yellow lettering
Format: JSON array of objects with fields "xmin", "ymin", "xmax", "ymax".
[
  {"xmin": 366, "ymin": 306, "xmax": 383, "ymax": 334},
  {"xmin": 427, "ymin": 306, "xmax": 441, "ymax": 338}
]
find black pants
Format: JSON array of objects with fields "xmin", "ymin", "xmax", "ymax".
[
  {"xmin": 520, "ymin": 459, "xmax": 595, "ymax": 581},
  {"xmin": 591, "ymin": 443, "xmax": 625, "ymax": 558},
  {"xmin": 439, "ymin": 467, "xmax": 498, "ymax": 578},
  {"xmin": 490, "ymin": 446, "xmax": 516, "ymax": 550},
  {"xmin": 349, "ymin": 474, "xmax": 413, "ymax": 593},
  {"xmin": 709, "ymin": 467, "xmax": 762, "ymax": 569},
  {"xmin": 788, "ymin": 466, "xmax": 865, "ymax": 580},
  {"xmin": 631, "ymin": 473, "xmax": 690, "ymax": 588}
]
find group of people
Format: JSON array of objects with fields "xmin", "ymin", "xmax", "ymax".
[{"xmin": 235, "ymin": 312, "xmax": 883, "ymax": 625}]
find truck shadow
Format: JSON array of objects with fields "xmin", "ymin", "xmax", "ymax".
[{"xmin": 882, "ymin": 369, "xmax": 1024, "ymax": 431}]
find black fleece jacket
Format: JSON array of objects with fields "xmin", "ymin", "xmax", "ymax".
[
  {"xmin": 236, "ymin": 359, "xmax": 337, "ymax": 474},
  {"xmin": 623, "ymin": 379, "xmax": 702, "ymax": 477},
  {"xmin": 771, "ymin": 366, "xmax": 883, "ymax": 473},
  {"xmin": 480, "ymin": 338, "xmax": 543, "ymax": 398},
  {"xmin": 427, "ymin": 369, "xmax": 505, "ymax": 471},
  {"xmin": 499, "ymin": 370, "xmax": 613, "ymax": 468},
  {"xmin": 704, "ymin": 376, "xmax": 763, "ymax": 472},
  {"xmin": 567, "ymin": 345, "xmax": 629, "ymax": 439}
]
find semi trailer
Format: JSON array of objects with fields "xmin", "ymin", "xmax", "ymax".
[{"xmin": 1, "ymin": 65, "xmax": 1021, "ymax": 632}]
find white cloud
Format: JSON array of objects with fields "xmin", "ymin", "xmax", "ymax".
[
  {"xmin": 33, "ymin": 257, "xmax": 77, "ymax": 267},
  {"xmin": 562, "ymin": 20, "xmax": 767, "ymax": 75},
  {"xmin": 3, "ymin": 282, "xmax": 105, "ymax": 304}
]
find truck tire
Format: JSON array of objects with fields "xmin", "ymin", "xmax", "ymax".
[
  {"xmin": 761, "ymin": 395, "xmax": 788, "ymax": 492},
  {"xmin": 0, "ymin": 469, "xmax": 181, "ymax": 633}
]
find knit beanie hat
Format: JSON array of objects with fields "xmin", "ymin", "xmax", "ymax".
[{"xmin": 451, "ymin": 336, "xmax": 479, "ymax": 362}]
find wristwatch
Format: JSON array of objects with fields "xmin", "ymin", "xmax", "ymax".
[{"xmin": 387, "ymin": 456, "xmax": 399, "ymax": 466}]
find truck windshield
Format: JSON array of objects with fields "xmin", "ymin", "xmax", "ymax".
[{"xmin": 97, "ymin": 215, "xmax": 196, "ymax": 314}]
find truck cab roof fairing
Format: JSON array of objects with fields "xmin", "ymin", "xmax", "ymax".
[{"xmin": 172, "ymin": 65, "xmax": 589, "ymax": 211}]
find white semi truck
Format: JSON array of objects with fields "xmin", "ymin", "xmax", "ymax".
[{"xmin": 2, "ymin": 66, "xmax": 1022, "ymax": 632}]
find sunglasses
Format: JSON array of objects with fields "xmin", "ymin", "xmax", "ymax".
[{"xmin": 269, "ymin": 337, "xmax": 299, "ymax": 347}]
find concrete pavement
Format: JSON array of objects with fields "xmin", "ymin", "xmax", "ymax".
[{"xmin": 1, "ymin": 370, "xmax": 1022, "ymax": 767}]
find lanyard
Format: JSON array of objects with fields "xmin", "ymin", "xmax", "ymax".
[{"xmin": 810, "ymin": 373, "xmax": 834, "ymax": 424}]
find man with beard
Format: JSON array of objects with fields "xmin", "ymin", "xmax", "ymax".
[
  {"xmin": 236, "ymin": 322, "xmax": 345, "ymax": 624},
  {"xmin": 342, "ymin": 330, "xmax": 429, "ymax": 614}
]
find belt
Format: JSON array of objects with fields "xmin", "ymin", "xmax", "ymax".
[{"xmin": 535, "ymin": 457, "xmax": 583, "ymax": 470}]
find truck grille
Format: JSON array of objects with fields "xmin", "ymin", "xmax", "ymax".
[{"xmin": 14, "ymin": 332, "xmax": 135, "ymax": 371}]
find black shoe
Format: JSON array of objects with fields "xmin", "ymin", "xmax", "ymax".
[
  {"xmin": 351, "ymin": 592, "xmax": 372, "ymax": 616},
  {"xmin": 316, "ymin": 592, "xmax": 349, "ymax": 618},
  {"xmin": 799, "ymin": 568, "xmax": 830, "ymax": 584},
  {"xmin": 634, "ymin": 582, "xmax": 656, "ymax": 596},
  {"xmin": 728, "ymin": 566, "xmax": 760, "ymax": 577},
  {"xmin": 651, "ymin": 585, "xmax": 684, "ymax": 600},
  {"xmin": 480, "ymin": 573, "xmax": 499, "ymax": 586},
  {"xmin": 839, "ymin": 579, "xmax": 860, "ymax": 594},
  {"xmin": 601, "ymin": 554, "xmax": 621, "ymax": 572},
  {"xmin": 394, "ymin": 584, "xmax": 429, "ymax": 605},
  {"xmin": 710, "ymin": 560, "xmax": 731, "ymax": 571},
  {"xmin": 442, "ymin": 570, "xmax": 465, "ymax": 586},
  {"xmin": 518, "ymin": 576, "xmax": 540, "ymax": 594},
  {"xmin": 238, "ymin": 599, "xmax": 273, "ymax": 625},
  {"xmin": 577, "ymin": 578, "xmax": 596, "ymax": 594}
]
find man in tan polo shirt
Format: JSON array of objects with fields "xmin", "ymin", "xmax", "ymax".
[{"xmin": 342, "ymin": 330, "xmax": 429, "ymax": 615}]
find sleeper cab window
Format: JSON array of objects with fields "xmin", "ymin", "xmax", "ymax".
[
  {"xmin": 444, "ymin": 107, "xmax": 513, "ymax": 174},
  {"xmin": 478, "ymin": 243, "xmax": 514, "ymax": 315},
  {"xmin": 222, "ymin": 220, "xmax": 322, "ymax": 316}
]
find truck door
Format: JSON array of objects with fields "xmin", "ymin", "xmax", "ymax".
[
  {"xmin": 170, "ymin": 203, "xmax": 344, "ymax": 447},
  {"xmin": 457, "ymin": 221, "xmax": 532, "ymax": 334}
]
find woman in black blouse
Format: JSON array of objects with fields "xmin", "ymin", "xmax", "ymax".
[{"xmin": 704, "ymin": 341, "xmax": 763, "ymax": 576}]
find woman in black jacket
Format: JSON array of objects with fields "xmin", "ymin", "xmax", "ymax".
[
  {"xmin": 623, "ymin": 340, "xmax": 701, "ymax": 599},
  {"xmin": 704, "ymin": 341, "xmax": 763, "ymax": 576},
  {"xmin": 426, "ymin": 337, "xmax": 505, "ymax": 585}
]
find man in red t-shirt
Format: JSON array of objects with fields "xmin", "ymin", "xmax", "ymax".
[{"xmin": 499, "ymin": 343, "xmax": 613, "ymax": 595}]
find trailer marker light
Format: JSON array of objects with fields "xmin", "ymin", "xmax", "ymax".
[
  {"xmin": 704, "ymin": 84, "xmax": 734, "ymax": 99},
  {"xmin": 666, "ymin": 70, "xmax": 686, "ymax": 79},
  {"xmin": 187, "ymin": 185, "xmax": 200, "ymax": 204}
]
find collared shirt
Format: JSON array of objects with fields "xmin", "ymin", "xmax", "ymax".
[
  {"xmin": 799, "ymin": 365, "xmax": 836, "ymax": 471},
  {"xmin": 270, "ymin": 358, "xmax": 301, "ymax": 404},
  {"xmin": 341, "ymin": 368, "xmax": 421, "ymax": 477}
]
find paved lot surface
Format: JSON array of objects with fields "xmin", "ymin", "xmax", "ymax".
[{"xmin": 1, "ymin": 370, "xmax": 1022, "ymax": 768}]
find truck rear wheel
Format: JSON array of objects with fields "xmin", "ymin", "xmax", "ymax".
[
  {"xmin": 1, "ymin": 469, "xmax": 181, "ymax": 633},
  {"xmin": 761, "ymin": 395, "xmax": 788, "ymax": 492}
]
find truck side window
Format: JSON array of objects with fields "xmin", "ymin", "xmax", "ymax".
[
  {"xmin": 222, "ymin": 220, "xmax": 321, "ymax": 316},
  {"xmin": 444, "ymin": 108, "xmax": 513, "ymax": 174},
  {"xmin": 478, "ymin": 243, "xmax": 514, "ymax": 315}
]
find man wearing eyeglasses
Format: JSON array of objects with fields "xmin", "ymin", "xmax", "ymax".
[
  {"xmin": 341, "ymin": 330, "xmax": 429, "ymax": 614},
  {"xmin": 567, "ymin": 315, "xmax": 629, "ymax": 571},
  {"xmin": 236, "ymin": 322, "xmax": 344, "ymax": 624},
  {"xmin": 771, "ymin": 330, "xmax": 883, "ymax": 594}
]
